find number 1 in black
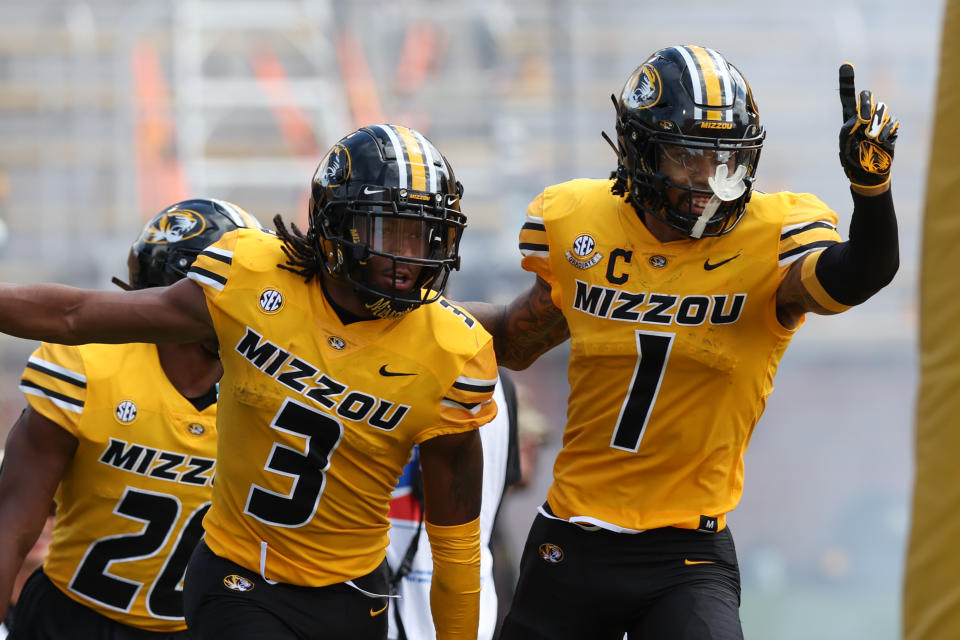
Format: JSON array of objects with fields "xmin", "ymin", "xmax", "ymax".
[{"xmin": 610, "ymin": 331, "xmax": 674, "ymax": 452}]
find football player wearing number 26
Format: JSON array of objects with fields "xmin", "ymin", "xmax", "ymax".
[
  {"xmin": 0, "ymin": 124, "xmax": 497, "ymax": 640},
  {"xmin": 463, "ymin": 45, "xmax": 899, "ymax": 639},
  {"xmin": 0, "ymin": 199, "xmax": 262, "ymax": 638}
]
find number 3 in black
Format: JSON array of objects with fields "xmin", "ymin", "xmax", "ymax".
[
  {"xmin": 245, "ymin": 397, "xmax": 344, "ymax": 527},
  {"xmin": 610, "ymin": 330, "xmax": 674, "ymax": 452}
]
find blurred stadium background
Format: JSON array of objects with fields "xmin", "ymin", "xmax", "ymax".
[{"xmin": 0, "ymin": 1, "xmax": 941, "ymax": 637}]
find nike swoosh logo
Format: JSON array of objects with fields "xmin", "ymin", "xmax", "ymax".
[
  {"xmin": 703, "ymin": 254, "xmax": 741, "ymax": 271},
  {"xmin": 684, "ymin": 559, "xmax": 716, "ymax": 566},
  {"xmin": 370, "ymin": 602, "xmax": 388, "ymax": 617},
  {"xmin": 362, "ymin": 186, "xmax": 385, "ymax": 195},
  {"xmin": 379, "ymin": 365, "xmax": 416, "ymax": 377}
]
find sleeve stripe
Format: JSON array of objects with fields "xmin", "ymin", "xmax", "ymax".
[
  {"xmin": 520, "ymin": 243, "xmax": 550, "ymax": 258},
  {"xmin": 522, "ymin": 221, "xmax": 546, "ymax": 232},
  {"xmin": 780, "ymin": 221, "xmax": 837, "ymax": 240},
  {"xmin": 25, "ymin": 357, "xmax": 86, "ymax": 387},
  {"xmin": 188, "ymin": 268, "xmax": 228, "ymax": 292},
  {"xmin": 19, "ymin": 380, "xmax": 84, "ymax": 412},
  {"xmin": 441, "ymin": 397, "xmax": 492, "ymax": 415},
  {"xmin": 778, "ymin": 240, "xmax": 837, "ymax": 263},
  {"xmin": 452, "ymin": 376, "xmax": 498, "ymax": 394},
  {"xmin": 200, "ymin": 248, "xmax": 233, "ymax": 265}
]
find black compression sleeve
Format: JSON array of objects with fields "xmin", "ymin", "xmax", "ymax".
[{"xmin": 813, "ymin": 187, "xmax": 899, "ymax": 306}]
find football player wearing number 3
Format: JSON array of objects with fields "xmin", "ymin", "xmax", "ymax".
[
  {"xmin": 0, "ymin": 199, "xmax": 262, "ymax": 638},
  {"xmin": 463, "ymin": 46, "xmax": 899, "ymax": 639},
  {"xmin": 0, "ymin": 124, "xmax": 496, "ymax": 640}
]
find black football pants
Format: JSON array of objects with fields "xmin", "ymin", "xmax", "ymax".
[
  {"xmin": 498, "ymin": 508, "xmax": 743, "ymax": 640},
  {"xmin": 183, "ymin": 540, "xmax": 390, "ymax": 640}
]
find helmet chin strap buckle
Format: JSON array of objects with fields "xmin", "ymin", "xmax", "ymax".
[{"xmin": 689, "ymin": 164, "xmax": 748, "ymax": 238}]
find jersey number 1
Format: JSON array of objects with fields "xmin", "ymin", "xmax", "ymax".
[{"xmin": 609, "ymin": 330, "xmax": 674, "ymax": 452}]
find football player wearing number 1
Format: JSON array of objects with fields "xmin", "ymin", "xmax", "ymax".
[
  {"xmin": 0, "ymin": 198, "xmax": 262, "ymax": 638},
  {"xmin": 463, "ymin": 46, "xmax": 900, "ymax": 639},
  {"xmin": 0, "ymin": 124, "xmax": 497, "ymax": 640}
]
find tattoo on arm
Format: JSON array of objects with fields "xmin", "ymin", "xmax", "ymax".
[{"xmin": 462, "ymin": 277, "xmax": 568, "ymax": 370}]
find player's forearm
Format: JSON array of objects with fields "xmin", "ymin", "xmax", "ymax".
[
  {"xmin": 427, "ymin": 518, "xmax": 481, "ymax": 640},
  {"xmin": 814, "ymin": 187, "xmax": 899, "ymax": 306},
  {"xmin": 461, "ymin": 282, "xmax": 569, "ymax": 370}
]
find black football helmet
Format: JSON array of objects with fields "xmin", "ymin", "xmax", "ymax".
[
  {"xmin": 611, "ymin": 45, "xmax": 765, "ymax": 238},
  {"xmin": 309, "ymin": 124, "xmax": 466, "ymax": 319},
  {"xmin": 125, "ymin": 198, "xmax": 262, "ymax": 289}
]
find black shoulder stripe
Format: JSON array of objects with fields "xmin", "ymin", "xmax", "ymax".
[
  {"xmin": 780, "ymin": 221, "xmax": 836, "ymax": 240},
  {"xmin": 199, "ymin": 250, "xmax": 233, "ymax": 265},
  {"xmin": 19, "ymin": 379, "xmax": 84, "ymax": 408},
  {"xmin": 778, "ymin": 240, "xmax": 837, "ymax": 261},
  {"xmin": 519, "ymin": 242, "xmax": 549, "ymax": 252},
  {"xmin": 522, "ymin": 221, "xmax": 546, "ymax": 232},
  {"xmin": 189, "ymin": 266, "xmax": 228, "ymax": 286},
  {"xmin": 25, "ymin": 362, "xmax": 86, "ymax": 388}
]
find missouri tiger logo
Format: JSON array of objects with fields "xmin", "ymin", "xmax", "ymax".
[
  {"xmin": 538, "ymin": 542, "xmax": 564, "ymax": 564},
  {"xmin": 317, "ymin": 143, "xmax": 351, "ymax": 187},
  {"xmin": 858, "ymin": 140, "xmax": 892, "ymax": 175},
  {"xmin": 624, "ymin": 63, "xmax": 662, "ymax": 109},
  {"xmin": 140, "ymin": 210, "xmax": 206, "ymax": 244},
  {"xmin": 223, "ymin": 574, "xmax": 255, "ymax": 592}
]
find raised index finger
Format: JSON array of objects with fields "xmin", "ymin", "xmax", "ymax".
[{"xmin": 839, "ymin": 62, "xmax": 857, "ymax": 122}]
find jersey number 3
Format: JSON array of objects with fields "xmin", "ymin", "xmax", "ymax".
[
  {"xmin": 610, "ymin": 331, "xmax": 674, "ymax": 452},
  {"xmin": 245, "ymin": 398, "xmax": 344, "ymax": 527}
]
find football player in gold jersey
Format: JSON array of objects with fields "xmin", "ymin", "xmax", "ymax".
[
  {"xmin": 0, "ymin": 198, "xmax": 262, "ymax": 639},
  {"xmin": 463, "ymin": 46, "xmax": 900, "ymax": 639},
  {"xmin": 0, "ymin": 124, "xmax": 497, "ymax": 640}
]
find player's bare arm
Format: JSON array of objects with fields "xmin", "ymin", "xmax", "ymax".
[
  {"xmin": 0, "ymin": 408, "xmax": 77, "ymax": 621},
  {"xmin": 0, "ymin": 278, "xmax": 215, "ymax": 346},
  {"xmin": 419, "ymin": 429, "xmax": 483, "ymax": 525},
  {"xmin": 462, "ymin": 276, "xmax": 569, "ymax": 371},
  {"xmin": 776, "ymin": 63, "xmax": 899, "ymax": 329}
]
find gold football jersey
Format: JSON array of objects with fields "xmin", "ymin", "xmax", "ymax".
[
  {"xmin": 519, "ymin": 179, "xmax": 841, "ymax": 532},
  {"xmin": 188, "ymin": 229, "xmax": 498, "ymax": 586},
  {"xmin": 20, "ymin": 342, "xmax": 218, "ymax": 631}
]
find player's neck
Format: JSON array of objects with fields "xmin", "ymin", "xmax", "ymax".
[
  {"xmin": 157, "ymin": 342, "xmax": 223, "ymax": 398},
  {"xmin": 642, "ymin": 211, "xmax": 689, "ymax": 243},
  {"xmin": 320, "ymin": 272, "xmax": 378, "ymax": 323}
]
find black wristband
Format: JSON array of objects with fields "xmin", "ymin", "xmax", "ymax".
[{"xmin": 813, "ymin": 187, "xmax": 899, "ymax": 306}]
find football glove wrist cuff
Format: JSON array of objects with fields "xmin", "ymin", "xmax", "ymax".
[
  {"xmin": 847, "ymin": 175, "xmax": 891, "ymax": 196},
  {"xmin": 426, "ymin": 517, "xmax": 481, "ymax": 640}
]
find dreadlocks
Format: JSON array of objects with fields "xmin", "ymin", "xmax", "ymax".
[{"xmin": 273, "ymin": 214, "xmax": 325, "ymax": 283}]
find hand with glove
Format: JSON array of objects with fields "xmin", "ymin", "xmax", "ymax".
[{"xmin": 838, "ymin": 63, "xmax": 899, "ymax": 195}]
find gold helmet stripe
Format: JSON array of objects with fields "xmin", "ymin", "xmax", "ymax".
[
  {"xmin": 688, "ymin": 45, "xmax": 723, "ymax": 121},
  {"xmin": 394, "ymin": 125, "xmax": 428, "ymax": 192}
]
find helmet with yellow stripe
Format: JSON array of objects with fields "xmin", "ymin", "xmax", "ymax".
[
  {"xmin": 307, "ymin": 124, "xmax": 466, "ymax": 319},
  {"xmin": 611, "ymin": 45, "xmax": 765, "ymax": 238}
]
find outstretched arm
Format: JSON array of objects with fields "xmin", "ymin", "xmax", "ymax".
[
  {"xmin": 461, "ymin": 276, "xmax": 569, "ymax": 370},
  {"xmin": 776, "ymin": 63, "xmax": 899, "ymax": 329},
  {"xmin": 0, "ymin": 408, "xmax": 78, "ymax": 620},
  {"xmin": 418, "ymin": 430, "xmax": 483, "ymax": 640},
  {"xmin": 0, "ymin": 278, "xmax": 215, "ymax": 345}
]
